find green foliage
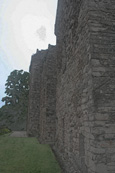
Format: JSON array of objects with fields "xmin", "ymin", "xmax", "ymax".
[
  {"xmin": 2, "ymin": 70, "xmax": 29, "ymax": 106},
  {"xmin": 0, "ymin": 70, "xmax": 29, "ymax": 130},
  {"xmin": 0, "ymin": 128, "xmax": 11, "ymax": 135},
  {"xmin": 0, "ymin": 136, "xmax": 61, "ymax": 173},
  {"xmin": 0, "ymin": 104, "xmax": 27, "ymax": 130}
]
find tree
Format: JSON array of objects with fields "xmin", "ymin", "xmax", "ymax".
[
  {"xmin": 0, "ymin": 70, "xmax": 29, "ymax": 131},
  {"xmin": 2, "ymin": 70, "xmax": 29, "ymax": 106}
]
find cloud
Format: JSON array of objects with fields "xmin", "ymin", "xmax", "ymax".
[
  {"xmin": 36, "ymin": 26, "xmax": 46, "ymax": 41},
  {"xmin": 0, "ymin": 0, "xmax": 58, "ymax": 107}
]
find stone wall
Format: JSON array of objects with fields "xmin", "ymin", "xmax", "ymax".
[
  {"xmin": 55, "ymin": 1, "xmax": 93, "ymax": 172},
  {"xmin": 27, "ymin": 45, "xmax": 57, "ymax": 144},
  {"xmin": 39, "ymin": 45, "xmax": 57, "ymax": 144},
  {"xmin": 27, "ymin": 50, "xmax": 44, "ymax": 137},
  {"xmin": 89, "ymin": 1, "xmax": 115, "ymax": 172},
  {"xmin": 27, "ymin": 0, "xmax": 115, "ymax": 172}
]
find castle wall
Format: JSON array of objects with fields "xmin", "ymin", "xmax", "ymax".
[
  {"xmin": 27, "ymin": 46, "xmax": 57, "ymax": 144},
  {"xmin": 55, "ymin": 1, "xmax": 93, "ymax": 172},
  {"xmin": 89, "ymin": 1, "xmax": 115, "ymax": 172},
  {"xmin": 54, "ymin": 0, "xmax": 115, "ymax": 173},
  {"xmin": 27, "ymin": 51, "xmax": 45, "ymax": 137},
  {"xmin": 39, "ymin": 45, "xmax": 57, "ymax": 144},
  {"xmin": 27, "ymin": 0, "xmax": 115, "ymax": 172}
]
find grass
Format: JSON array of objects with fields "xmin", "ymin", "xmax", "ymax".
[{"xmin": 0, "ymin": 135, "xmax": 61, "ymax": 173}]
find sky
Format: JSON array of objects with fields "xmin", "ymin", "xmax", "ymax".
[{"xmin": 0, "ymin": 0, "xmax": 58, "ymax": 107}]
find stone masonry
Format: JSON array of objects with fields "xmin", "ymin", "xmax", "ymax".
[
  {"xmin": 27, "ymin": 45, "xmax": 57, "ymax": 144},
  {"xmin": 27, "ymin": 0, "xmax": 115, "ymax": 173}
]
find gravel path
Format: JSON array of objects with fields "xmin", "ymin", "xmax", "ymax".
[{"xmin": 10, "ymin": 131, "xmax": 27, "ymax": 137}]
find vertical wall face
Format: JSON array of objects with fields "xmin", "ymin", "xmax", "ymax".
[
  {"xmin": 27, "ymin": 51, "xmax": 45, "ymax": 137},
  {"xmin": 27, "ymin": 46, "xmax": 57, "ymax": 144},
  {"xmin": 27, "ymin": 0, "xmax": 115, "ymax": 172},
  {"xmin": 39, "ymin": 46, "xmax": 57, "ymax": 144},
  {"xmin": 55, "ymin": 0, "xmax": 115, "ymax": 173},
  {"xmin": 89, "ymin": 1, "xmax": 115, "ymax": 173},
  {"xmin": 55, "ymin": 0, "xmax": 93, "ymax": 172}
]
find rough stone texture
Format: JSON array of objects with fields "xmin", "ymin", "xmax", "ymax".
[
  {"xmin": 39, "ymin": 45, "xmax": 57, "ymax": 144},
  {"xmin": 27, "ymin": 0, "xmax": 115, "ymax": 173},
  {"xmin": 27, "ymin": 50, "xmax": 45, "ymax": 137},
  {"xmin": 27, "ymin": 45, "xmax": 57, "ymax": 144}
]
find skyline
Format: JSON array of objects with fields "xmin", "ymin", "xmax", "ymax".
[{"xmin": 0, "ymin": 0, "xmax": 58, "ymax": 107}]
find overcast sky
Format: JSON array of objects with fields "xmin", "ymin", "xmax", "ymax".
[{"xmin": 0, "ymin": 0, "xmax": 58, "ymax": 107}]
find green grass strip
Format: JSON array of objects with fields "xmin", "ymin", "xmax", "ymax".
[{"xmin": 0, "ymin": 135, "xmax": 61, "ymax": 173}]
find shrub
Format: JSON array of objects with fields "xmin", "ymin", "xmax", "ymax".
[{"xmin": 0, "ymin": 128, "xmax": 11, "ymax": 135}]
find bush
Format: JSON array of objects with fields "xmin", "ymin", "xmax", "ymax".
[{"xmin": 0, "ymin": 128, "xmax": 11, "ymax": 135}]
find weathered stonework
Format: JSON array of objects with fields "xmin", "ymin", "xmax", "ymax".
[
  {"xmin": 27, "ymin": 45, "xmax": 57, "ymax": 144},
  {"xmin": 27, "ymin": 0, "xmax": 115, "ymax": 173}
]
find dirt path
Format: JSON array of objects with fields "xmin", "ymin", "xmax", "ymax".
[{"xmin": 10, "ymin": 131, "xmax": 27, "ymax": 137}]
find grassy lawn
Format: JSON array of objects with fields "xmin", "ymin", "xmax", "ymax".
[{"xmin": 0, "ymin": 134, "xmax": 61, "ymax": 173}]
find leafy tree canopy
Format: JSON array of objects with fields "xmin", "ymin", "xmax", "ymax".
[
  {"xmin": 2, "ymin": 70, "xmax": 29, "ymax": 106},
  {"xmin": 0, "ymin": 70, "xmax": 29, "ymax": 130}
]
